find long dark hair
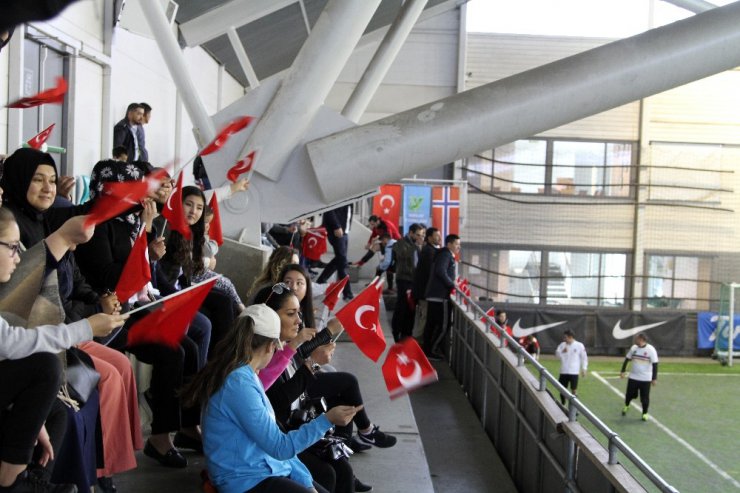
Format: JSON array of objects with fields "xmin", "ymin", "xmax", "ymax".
[
  {"xmin": 181, "ymin": 315, "xmax": 273, "ymax": 407},
  {"xmin": 164, "ymin": 185, "xmax": 206, "ymax": 279},
  {"xmin": 248, "ymin": 246, "xmax": 297, "ymax": 297},
  {"xmin": 254, "ymin": 283, "xmax": 298, "ymax": 314},
  {"xmin": 278, "ymin": 263, "xmax": 315, "ymax": 329}
]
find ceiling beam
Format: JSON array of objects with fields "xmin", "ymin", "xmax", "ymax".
[
  {"xmin": 660, "ymin": 0, "xmax": 716, "ymax": 14},
  {"xmin": 179, "ymin": 0, "xmax": 298, "ymax": 48}
]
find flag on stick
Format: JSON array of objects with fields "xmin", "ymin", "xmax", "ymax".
[
  {"xmin": 382, "ymin": 337, "xmax": 438, "ymax": 399},
  {"xmin": 334, "ymin": 278, "xmax": 386, "ymax": 362},
  {"xmin": 115, "ymin": 227, "xmax": 151, "ymax": 303}
]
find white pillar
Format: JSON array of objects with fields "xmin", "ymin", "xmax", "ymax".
[
  {"xmin": 342, "ymin": 0, "xmax": 428, "ymax": 123},
  {"xmin": 241, "ymin": 0, "xmax": 382, "ymax": 181},
  {"xmin": 226, "ymin": 27, "xmax": 260, "ymax": 89},
  {"xmin": 307, "ymin": 1, "xmax": 740, "ymax": 202},
  {"xmin": 661, "ymin": 0, "xmax": 715, "ymax": 13},
  {"xmin": 139, "ymin": 0, "xmax": 216, "ymax": 146}
]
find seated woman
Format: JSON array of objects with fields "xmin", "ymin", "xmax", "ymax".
[
  {"xmin": 0, "ymin": 208, "xmax": 126, "ymax": 493},
  {"xmin": 182, "ymin": 304, "xmax": 360, "ymax": 493}
]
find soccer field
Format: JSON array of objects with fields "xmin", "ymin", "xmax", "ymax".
[{"xmin": 536, "ymin": 357, "xmax": 740, "ymax": 493}]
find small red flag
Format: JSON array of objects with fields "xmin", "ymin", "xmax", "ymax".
[
  {"xmin": 480, "ymin": 307, "xmax": 496, "ymax": 325},
  {"xmin": 335, "ymin": 279, "xmax": 386, "ymax": 362},
  {"xmin": 302, "ymin": 226, "xmax": 327, "ymax": 262},
  {"xmin": 126, "ymin": 278, "xmax": 217, "ymax": 349},
  {"xmin": 199, "ymin": 116, "xmax": 254, "ymax": 156},
  {"xmin": 382, "ymin": 337, "xmax": 438, "ymax": 399},
  {"xmin": 226, "ymin": 150, "xmax": 256, "ymax": 183},
  {"xmin": 115, "ymin": 227, "xmax": 151, "ymax": 302},
  {"xmin": 207, "ymin": 192, "xmax": 223, "ymax": 246},
  {"xmin": 85, "ymin": 180, "xmax": 149, "ymax": 227},
  {"xmin": 322, "ymin": 275, "xmax": 349, "ymax": 312},
  {"xmin": 162, "ymin": 171, "xmax": 191, "ymax": 240},
  {"xmin": 26, "ymin": 123, "xmax": 55, "ymax": 149},
  {"xmin": 7, "ymin": 77, "xmax": 68, "ymax": 108}
]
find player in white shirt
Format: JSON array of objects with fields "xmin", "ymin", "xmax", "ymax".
[
  {"xmin": 555, "ymin": 330, "xmax": 588, "ymax": 405},
  {"xmin": 620, "ymin": 333, "xmax": 659, "ymax": 421}
]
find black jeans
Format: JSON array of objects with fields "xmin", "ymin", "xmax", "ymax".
[
  {"xmin": 391, "ymin": 280, "xmax": 414, "ymax": 342},
  {"xmin": 317, "ymin": 235, "xmax": 352, "ymax": 297},
  {"xmin": 299, "ymin": 451, "xmax": 354, "ymax": 493},
  {"xmin": 0, "ymin": 353, "xmax": 63, "ymax": 465},
  {"xmin": 423, "ymin": 300, "xmax": 449, "ymax": 356},
  {"xmin": 247, "ymin": 476, "xmax": 329, "ymax": 493},
  {"xmin": 306, "ymin": 371, "xmax": 371, "ymax": 432}
]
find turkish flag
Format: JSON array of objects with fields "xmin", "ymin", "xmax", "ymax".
[
  {"xmin": 115, "ymin": 227, "xmax": 151, "ymax": 303},
  {"xmin": 480, "ymin": 307, "xmax": 495, "ymax": 325},
  {"xmin": 372, "ymin": 184, "xmax": 402, "ymax": 224},
  {"xmin": 334, "ymin": 279, "xmax": 386, "ymax": 362},
  {"xmin": 85, "ymin": 180, "xmax": 149, "ymax": 227},
  {"xmin": 126, "ymin": 278, "xmax": 217, "ymax": 349},
  {"xmin": 162, "ymin": 171, "xmax": 191, "ymax": 240},
  {"xmin": 226, "ymin": 150, "xmax": 256, "ymax": 183},
  {"xmin": 302, "ymin": 227, "xmax": 327, "ymax": 262},
  {"xmin": 207, "ymin": 192, "xmax": 223, "ymax": 246},
  {"xmin": 7, "ymin": 77, "xmax": 67, "ymax": 108},
  {"xmin": 199, "ymin": 116, "xmax": 254, "ymax": 156},
  {"xmin": 382, "ymin": 337, "xmax": 438, "ymax": 399},
  {"xmin": 26, "ymin": 123, "xmax": 55, "ymax": 149},
  {"xmin": 322, "ymin": 275, "xmax": 349, "ymax": 312}
]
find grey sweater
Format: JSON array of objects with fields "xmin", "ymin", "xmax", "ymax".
[{"xmin": 0, "ymin": 316, "xmax": 91, "ymax": 361}]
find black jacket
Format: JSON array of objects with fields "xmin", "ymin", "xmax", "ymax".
[
  {"xmin": 113, "ymin": 118, "xmax": 139, "ymax": 163},
  {"xmin": 322, "ymin": 205, "xmax": 352, "ymax": 234},
  {"xmin": 413, "ymin": 243, "xmax": 438, "ymax": 300},
  {"xmin": 425, "ymin": 247, "xmax": 456, "ymax": 300}
]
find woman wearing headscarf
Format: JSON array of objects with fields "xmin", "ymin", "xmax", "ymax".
[{"xmin": 0, "ymin": 149, "xmax": 143, "ymax": 491}]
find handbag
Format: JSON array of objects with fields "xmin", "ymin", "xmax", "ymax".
[{"xmin": 63, "ymin": 347, "xmax": 101, "ymax": 407}]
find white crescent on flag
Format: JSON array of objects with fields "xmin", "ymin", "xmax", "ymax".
[
  {"xmin": 355, "ymin": 305, "xmax": 376, "ymax": 332},
  {"xmin": 27, "ymin": 124, "xmax": 55, "ymax": 149},
  {"xmin": 307, "ymin": 237, "xmax": 318, "ymax": 248},
  {"xmin": 396, "ymin": 353, "xmax": 423, "ymax": 389},
  {"xmin": 166, "ymin": 183, "xmax": 179, "ymax": 210}
]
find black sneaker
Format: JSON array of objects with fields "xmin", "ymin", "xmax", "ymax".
[
  {"xmin": 354, "ymin": 477, "xmax": 373, "ymax": 492},
  {"xmin": 0, "ymin": 470, "xmax": 77, "ymax": 492},
  {"xmin": 347, "ymin": 436, "xmax": 372, "ymax": 453},
  {"xmin": 96, "ymin": 476, "xmax": 116, "ymax": 493},
  {"xmin": 144, "ymin": 440, "xmax": 188, "ymax": 468},
  {"xmin": 357, "ymin": 425, "xmax": 397, "ymax": 448}
]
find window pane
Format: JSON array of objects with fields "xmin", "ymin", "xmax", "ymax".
[
  {"xmin": 546, "ymin": 252, "xmax": 598, "ymax": 306},
  {"xmin": 552, "ymin": 141, "xmax": 604, "ymax": 196},
  {"xmin": 462, "ymin": 247, "xmax": 488, "ymax": 298},
  {"xmin": 494, "ymin": 140, "xmax": 546, "ymax": 194},
  {"xmin": 647, "ymin": 255, "xmax": 675, "ymax": 308},
  {"xmin": 605, "ymin": 143, "xmax": 632, "ymax": 197},
  {"xmin": 601, "ymin": 254, "xmax": 626, "ymax": 306},
  {"xmin": 495, "ymin": 250, "xmax": 541, "ymax": 303},
  {"xmin": 465, "ymin": 152, "xmax": 492, "ymax": 192}
]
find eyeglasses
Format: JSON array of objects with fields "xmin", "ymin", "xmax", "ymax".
[
  {"xmin": 265, "ymin": 282, "xmax": 291, "ymax": 304},
  {"xmin": 0, "ymin": 240, "xmax": 21, "ymax": 258}
]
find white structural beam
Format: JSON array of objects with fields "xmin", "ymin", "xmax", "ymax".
[
  {"xmin": 342, "ymin": 0, "xmax": 429, "ymax": 123},
  {"xmin": 307, "ymin": 1, "xmax": 740, "ymax": 203},
  {"xmin": 140, "ymin": 0, "xmax": 216, "ymax": 146},
  {"xmin": 660, "ymin": 0, "xmax": 716, "ymax": 13},
  {"xmin": 243, "ymin": 0, "xmax": 382, "ymax": 181},
  {"xmin": 179, "ymin": 0, "xmax": 298, "ymax": 48},
  {"xmin": 226, "ymin": 27, "xmax": 260, "ymax": 89}
]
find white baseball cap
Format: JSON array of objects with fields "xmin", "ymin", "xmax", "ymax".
[{"xmin": 243, "ymin": 303, "xmax": 283, "ymax": 349}]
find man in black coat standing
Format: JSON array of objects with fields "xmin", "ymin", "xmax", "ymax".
[
  {"xmin": 423, "ymin": 234, "xmax": 460, "ymax": 360},
  {"xmin": 316, "ymin": 204, "xmax": 354, "ymax": 300},
  {"xmin": 112, "ymin": 103, "xmax": 145, "ymax": 163}
]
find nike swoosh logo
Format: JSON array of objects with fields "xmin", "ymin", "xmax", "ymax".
[
  {"xmin": 612, "ymin": 320, "xmax": 667, "ymax": 339},
  {"xmin": 512, "ymin": 319, "xmax": 567, "ymax": 337}
]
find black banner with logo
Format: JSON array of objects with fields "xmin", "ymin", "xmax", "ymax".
[
  {"xmin": 595, "ymin": 312, "xmax": 686, "ymax": 350},
  {"xmin": 503, "ymin": 309, "xmax": 587, "ymax": 352}
]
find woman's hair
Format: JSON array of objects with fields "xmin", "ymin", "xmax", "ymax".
[
  {"xmin": 247, "ymin": 246, "xmax": 298, "ymax": 297},
  {"xmin": 278, "ymin": 263, "xmax": 315, "ymax": 329},
  {"xmin": 253, "ymin": 282, "xmax": 298, "ymax": 316},
  {"xmin": 0, "ymin": 207, "xmax": 16, "ymax": 236},
  {"xmin": 164, "ymin": 186, "xmax": 206, "ymax": 278},
  {"xmin": 181, "ymin": 315, "xmax": 273, "ymax": 407}
]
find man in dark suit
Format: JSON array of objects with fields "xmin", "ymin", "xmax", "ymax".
[
  {"xmin": 112, "ymin": 103, "xmax": 144, "ymax": 163},
  {"xmin": 423, "ymin": 234, "xmax": 460, "ymax": 360},
  {"xmin": 316, "ymin": 204, "xmax": 354, "ymax": 300}
]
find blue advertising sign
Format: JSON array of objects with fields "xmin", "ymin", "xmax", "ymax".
[
  {"xmin": 402, "ymin": 185, "xmax": 432, "ymax": 230},
  {"xmin": 697, "ymin": 312, "xmax": 740, "ymax": 349}
]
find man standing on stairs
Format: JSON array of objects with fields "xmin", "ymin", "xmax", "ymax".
[
  {"xmin": 316, "ymin": 204, "xmax": 354, "ymax": 300},
  {"xmin": 390, "ymin": 223, "xmax": 425, "ymax": 342}
]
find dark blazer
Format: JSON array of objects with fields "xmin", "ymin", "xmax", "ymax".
[
  {"xmin": 413, "ymin": 243, "xmax": 438, "ymax": 300},
  {"xmin": 113, "ymin": 118, "xmax": 138, "ymax": 163},
  {"xmin": 322, "ymin": 204, "xmax": 352, "ymax": 233},
  {"xmin": 425, "ymin": 247, "xmax": 456, "ymax": 300}
]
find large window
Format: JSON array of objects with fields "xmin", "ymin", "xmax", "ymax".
[
  {"xmin": 462, "ymin": 246, "xmax": 627, "ymax": 306},
  {"xmin": 465, "ymin": 138, "xmax": 634, "ymax": 198},
  {"xmin": 645, "ymin": 254, "xmax": 712, "ymax": 310}
]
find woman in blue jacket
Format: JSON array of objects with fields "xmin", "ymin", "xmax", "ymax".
[{"xmin": 183, "ymin": 304, "xmax": 360, "ymax": 493}]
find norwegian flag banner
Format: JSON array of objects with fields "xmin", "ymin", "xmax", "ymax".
[
  {"xmin": 226, "ymin": 150, "xmax": 256, "ymax": 183},
  {"xmin": 335, "ymin": 278, "xmax": 387, "ymax": 362},
  {"xmin": 302, "ymin": 227, "xmax": 327, "ymax": 261},
  {"xmin": 115, "ymin": 227, "xmax": 151, "ymax": 302},
  {"xmin": 7, "ymin": 77, "xmax": 67, "ymax": 108},
  {"xmin": 432, "ymin": 186, "xmax": 460, "ymax": 239},
  {"xmin": 126, "ymin": 278, "xmax": 217, "ymax": 349},
  {"xmin": 199, "ymin": 116, "xmax": 254, "ymax": 156},
  {"xmin": 26, "ymin": 123, "xmax": 55, "ymax": 149},
  {"xmin": 382, "ymin": 337, "xmax": 438, "ymax": 399},
  {"xmin": 162, "ymin": 171, "xmax": 191, "ymax": 240},
  {"xmin": 372, "ymin": 184, "xmax": 402, "ymax": 225},
  {"xmin": 207, "ymin": 192, "xmax": 223, "ymax": 246},
  {"xmin": 322, "ymin": 275, "xmax": 350, "ymax": 312}
]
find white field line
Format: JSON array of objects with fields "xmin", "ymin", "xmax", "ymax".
[
  {"xmin": 591, "ymin": 371, "xmax": 740, "ymax": 490},
  {"xmin": 596, "ymin": 371, "xmax": 740, "ymax": 378}
]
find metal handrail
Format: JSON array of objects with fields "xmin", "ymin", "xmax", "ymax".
[{"xmin": 453, "ymin": 288, "xmax": 680, "ymax": 493}]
